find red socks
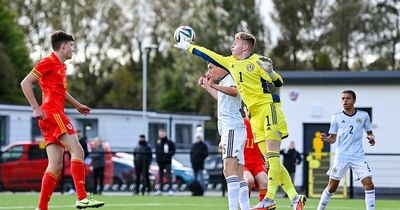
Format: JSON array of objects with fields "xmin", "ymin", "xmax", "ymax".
[
  {"xmin": 71, "ymin": 159, "xmax": 87, "ymax": 200},
  {"xmin": 259, "ymin": 188, "xmax": 268, "ymax": 202},
  {"xmin": 38, "ymin": 172, "xmax": 58, "ymax": 210}
]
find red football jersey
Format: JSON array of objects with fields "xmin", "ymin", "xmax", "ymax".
[
  {"xmin": 31, "ymin": 52, "xmax": 67, "ymax": 113},
  {"xmin": 244, "ymin": 118, "xmax": 264, "ymax": 164}
]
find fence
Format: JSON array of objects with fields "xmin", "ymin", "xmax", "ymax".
[
  {"xmin": 306, "ymin": 152, "xmax": 400, "ymax": 199},
  {"xmin": 1, "ymin": 148, "xmax": 399, "ymax": 199}
]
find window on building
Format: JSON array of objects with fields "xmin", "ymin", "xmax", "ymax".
[
  {"xmin": 148, "ymin": 123, "xmax": 166, "ymax": 147},
  {"xmin": 31, "ymin": 117, "xmax": 43, "ymax": 141},
  {"xmin": 175, "ymin": 124, "xmax": 193, "ymax": 149},
  {"xmin": 76, "ymin": 119, "xmax": 98, "ymax": 139},
  {"xmin": 0, "ymin": 116, "xmax": 8, "ymax": 147},
  {"xmin": 358, "ymin": 107, "xmax": 372, "ymax": 121}
]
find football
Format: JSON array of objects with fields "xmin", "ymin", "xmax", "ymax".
[{"xmin": 174, "ymin": 26, "xmax": 196, "ymax": 43}]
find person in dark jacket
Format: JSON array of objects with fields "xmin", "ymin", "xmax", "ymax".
[
  {"xmin": 90, "ymin": 137, "xmax": 106, "ymax": 194},
  {"xmin": 77, "ymin": 130, "xmax": 89, "ymax": 159},
  {"xmin": 190, "ymin": 133, "xmax": 209, "ymax": 190},
  {"xmin": 133, "ymin": 134, "xmax": 152, "ymax": 195},
  {"xmin": 280, "ymin": 141, "xmax": 302, "ymax": 183},
  {"xmin": 155, "ymin": 128, "xmax": 176, "ymax": 195}
]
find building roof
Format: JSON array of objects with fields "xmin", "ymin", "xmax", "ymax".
[{"xmin": 280, "ymin": 71, "xmax": 400, "ymax": 85}]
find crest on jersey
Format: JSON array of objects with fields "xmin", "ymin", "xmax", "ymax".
[
  {"xmin": 67, "ymin": 124, "xmax": 73, "ymax": 130},
  {"xmin": 357, "ymin": 118, "xmax": 362, "ymax": 124},
  {"xmin": 246, "ymin": 64, "xmax": 255, "ymax": 72}
]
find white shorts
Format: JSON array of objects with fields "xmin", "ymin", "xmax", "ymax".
[
  {"xmin": 327, "ymin": 159, "xmax": 373, "ymax": 181},
  {"xmin": 221, "ymin": 129, "xmax": 246, "ymax": 165}
]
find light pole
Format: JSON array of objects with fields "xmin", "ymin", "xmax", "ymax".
[{"xmin": 142, "ymin": 43, "xmax": 158, "ymax": 138}]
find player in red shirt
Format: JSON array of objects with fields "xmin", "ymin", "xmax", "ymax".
[
  {"xmin": 21, "ymin": 31, "xmax": 104, "ymax": 210},
  {"xmin": 243, "ymin": 105, "xmax": 269, "ymax": 202}
]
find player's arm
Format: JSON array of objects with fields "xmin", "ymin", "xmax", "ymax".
[
  {"xmin": 20, "ymin": 73, "xmax": 47, "ymax": 120},
  {"xmin": 364, "ymin": 113, "xmax": 375, "ymax": 146},
  {"xmin": 199, "ymin": 76, "xmax": 218, "ymax": 100},
  {"xmin": 210, "ymin": 84, "xmax": 238, "ymax": 97},
  {"xmin": 188, "ymin": 44, "xmax": 231, "ymax": 70},
  {"xmin": 65, "ymin": 91, "xmax": 91, "ymax": 116},
  {"xmin": 256, "ymin": 56, "xmax": 283, "ymax": 87},
  {"xmin": 366, "ymin": 131, "xmax": 375, "ymax": 146},
  {"xmin": 176, "ymin": 40, "xmax": 231, "ymax": 72},
  {"xmin": 320, "ymin": 133, "xmax": 337, "ymax": 144}
]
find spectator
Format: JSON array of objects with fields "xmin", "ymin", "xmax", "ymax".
[
  {"xmin": 280, "ymin": 141, "xmax": 302, "ymax": 183},
  {"xmin": 155, "ymin": 128, "xmax": 176, "ymax": 195},
  {"xmin": 77, "ymin": 130, "xmax": 89, "ymax": 160},
  {"xmin": 90, "ymin": 137, "xmax": 106, "ymax": 194},
  {"xmin": 190, "ymin": 133, "xmax": 209, "ymax": 190},
  {"xmin": 133, "ymin": 134, "xmax": 152, "ymax": 195}
]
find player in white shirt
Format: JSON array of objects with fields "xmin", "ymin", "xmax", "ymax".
[
  {"xmin": 318, "ymin": 90, "xmax": 376, "ymax": 210},
  {"xmin": 199, "ymin": 63, "xmax": 249, "ymax": 210}
]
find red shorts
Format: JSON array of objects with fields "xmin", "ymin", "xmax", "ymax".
[
  {"xmin": 38, "ymin": 112, "xmax": 76, "ymax": 147},
  {"xmin": 244, "ymin": 159, "xmax": 269, "ymax": 189}
]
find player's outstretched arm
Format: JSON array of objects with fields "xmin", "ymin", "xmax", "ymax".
[
  {"xmin": 188, "ymin": 44, "xmax": 231, "ymax": 71},
  {"xmin": 65, "ymin": 91, "xmax": 91, "ymax": 116},
  {"xmin": 320, "ymin": 133, "xmax": 337, "ymax": 144},
  {"xmin": 20, "ymin": 73, "xmax": 47, "ymax": 120}
]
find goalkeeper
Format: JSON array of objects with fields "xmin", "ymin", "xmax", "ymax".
[{"xmin": 175, "ymin": 32, "xmax": 306, "ymax": 210}]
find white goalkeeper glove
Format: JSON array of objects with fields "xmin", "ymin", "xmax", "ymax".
[
  {"xmin": 173, "ymin": 35, "xmax": 190, "ymax": 51},
  {"xmin": 256, "ymin": 56, "xmax": 275, "ymax": 79}
]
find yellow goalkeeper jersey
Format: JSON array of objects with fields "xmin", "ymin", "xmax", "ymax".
[{"xmin": 188, "ymin": 44, "xmax": 283, "ymax": 110}]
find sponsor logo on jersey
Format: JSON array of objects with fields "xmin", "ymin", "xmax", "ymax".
[{"xmin": 341, "ymin": 120, "xmax": 346, "ymax": 123}]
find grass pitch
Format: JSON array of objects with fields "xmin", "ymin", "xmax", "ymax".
[{"xmin": 0, "ymin": 193, "xmax": 399, "ymax": 209}]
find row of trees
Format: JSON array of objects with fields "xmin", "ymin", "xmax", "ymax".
[{"xmin": 1, "ymin": 0, "xmax": 399, "ymax": 112}]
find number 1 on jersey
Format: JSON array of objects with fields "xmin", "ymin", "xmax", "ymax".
[{"xmin": 239, "ymin": 72, "xmax": 243, "ymax": 82}]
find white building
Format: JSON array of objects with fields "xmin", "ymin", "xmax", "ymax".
[
  {"xmin": 0, "ymin": 104, "xmax": 210, "ymax": 150},
  {"xmin": 279, "ymin": 71, "xmax": 400, "ymax": 193}
]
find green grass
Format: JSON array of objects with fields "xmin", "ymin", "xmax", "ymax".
[{"xmin": 0, "ymin": 193, "xmax": 399, "ymax": 209}]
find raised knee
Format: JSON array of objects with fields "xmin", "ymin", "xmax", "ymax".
[
  {"xmin": 364, "ymin": 181, "xmax": 374, "ymax": 190},
  {"xmin": 327, "ymin": 184, "xmax": 338, "ymax": 193}
]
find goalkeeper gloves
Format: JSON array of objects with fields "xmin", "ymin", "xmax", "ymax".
[
  {"xmin": 256, "ymin": 56, "xmax": 275, "ymax": 79},
  {"xmin": 174, "ymin": 35, "xmax": 190, "ymax": 51}
]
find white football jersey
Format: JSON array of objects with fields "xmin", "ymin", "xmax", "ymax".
[
  {"xmin": 328, "ymin": 110, "xmax": 372, "ymax": 161},
  {"xmin": 217, "ymin": 74, "xmax": 246, "ymax": 135}
]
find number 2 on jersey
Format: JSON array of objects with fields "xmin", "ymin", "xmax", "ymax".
[{"xmin": 349, "ymin": 125, "xmax": 354, "ymax": 134}]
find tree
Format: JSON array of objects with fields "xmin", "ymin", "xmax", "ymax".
[
  {"xmin": 325, "ymin": 0, "xmax": 370, "ymax": 70},
  {"xmin": 271, "ymin": 0, "xmax": 319, "ymax": 70},
  {"xmin": 367, "ymin": 0, "xmax": 399, "ymax": 70},
  {"xmin": 0, "ymin": 0, "xmax": 32, "ymax": 103}
]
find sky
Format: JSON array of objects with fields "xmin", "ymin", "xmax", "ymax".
[{"xmin": 258, "ymin": 0, "xmax": 280, "ymax": 46}]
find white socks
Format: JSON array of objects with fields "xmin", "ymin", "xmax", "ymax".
[
  {"xmin": 317, "ymin": 188, "xmax": 334, "ymax": 210},
  {"xmin": 226, "ymin": 175, "xmax": 240, "ymax": 210},
  {"xmin": 365, "ymin": 189, "xmax": 375, "ymax": 210},
  {"xmin": 239, "ymin": 181, "xmax": 250, "ymax": 210},
  {"xmin": 318, "ymin": 188, "xmax": 375, "ymax": 210}
]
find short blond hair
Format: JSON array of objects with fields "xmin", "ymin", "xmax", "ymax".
[{"xmin": 234, "ymin": 32, "xmax": 256, "ymax": 52}]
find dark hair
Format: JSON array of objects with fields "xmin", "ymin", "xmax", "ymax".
[
  {"xmin": 139, "ymin": 134, "xmax": 145, "ymax": 138},
  {"xmin": 342, "ymin": 90, "xmax": 356, "ymax": 100},
  {"xmin": 51, "ymin": 30, "xmax": 74, "ymax": 50}
]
